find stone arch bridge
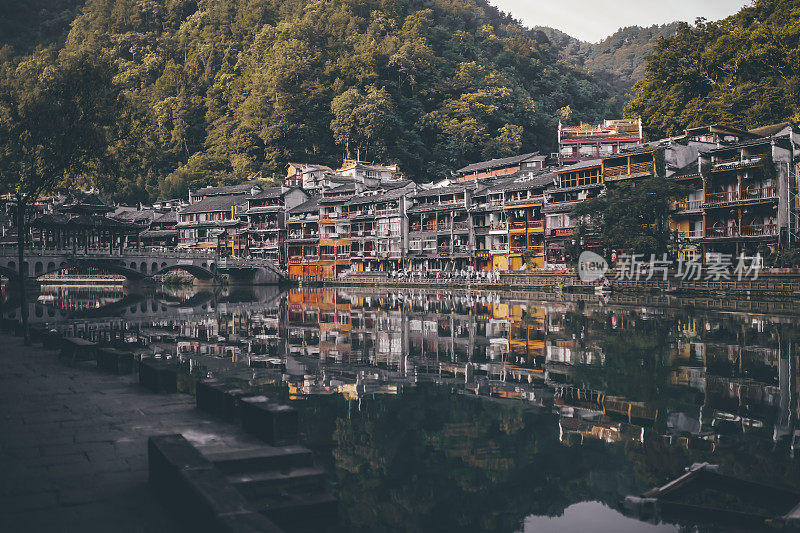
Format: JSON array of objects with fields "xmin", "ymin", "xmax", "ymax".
[{"xmin": 0, "ymin": 248, "xmax": 285, "ymax": 284}]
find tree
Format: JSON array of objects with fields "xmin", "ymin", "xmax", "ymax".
[
  {"xmin": 571, "ymin": 177, "xmax": 689, "ymax": 259},
  {"xmin": 625, "ymin": 0, "xmax": 800, "ymax": 139},
  {"xmin": 330, "ymin": 86, "xmax": 399, "ymax": 161},
  {"xmin": 0, "ymin": 50, "xmax": 120, "ymax": 342}
]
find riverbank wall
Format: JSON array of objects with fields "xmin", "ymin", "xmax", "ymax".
[{"xmin": 313, "ymin": 270, "xmax": 800, "ymax": 298}]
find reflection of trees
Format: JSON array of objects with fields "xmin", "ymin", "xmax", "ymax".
[
  {"xmin": 299, "ymin": 387, "xmax": 645, "ymax": 533},
  {"xmin": 573, "ymin": 317, "xmax": 675, "ymax": 404}
]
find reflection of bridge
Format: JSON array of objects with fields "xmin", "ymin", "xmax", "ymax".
[
  {"xmin": 0, "ymin": 248, "xmax": 285, "ymax": 283},
  {"xmin": 7, "ymin": 286, "xmax": 284, "ymax": 326}
]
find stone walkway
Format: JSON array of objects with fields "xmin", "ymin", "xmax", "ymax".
[{"xmin": 0, "ymin": 333, "xmax": 256, "ymax": 532}]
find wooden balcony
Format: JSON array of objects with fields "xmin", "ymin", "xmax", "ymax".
[
  {"xmin": 676, "ymin": 230, "xmax": 703, "ymax": 239},
  {"xmin": 712, "ymin": 155, "xmax": 763, "ymax": 169},
  {"xmin": 705, "ymin": 224, "xmax": 778, "ymax": 238},
  {"xmin": 603, "ymin": 161, "xmax": 653, "ymax": 180},
  {"xmin": 704, "ymin": 187, "xmax": 776, "ymax": 205},
  {"xmin": 673, "ymin": 199, "xmax": 704, "ymax": 212}
]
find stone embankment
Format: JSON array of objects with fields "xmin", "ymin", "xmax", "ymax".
[
  {"xmin": 0, "ymin": 322, "xmax": 335, "ymax": 533},
  {"xmin": 322, "ymin": 270, "xmax": 800, "ymax": 297}
]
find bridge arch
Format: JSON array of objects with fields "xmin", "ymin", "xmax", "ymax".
[
  {"xmin": 35, "ymin": 262, "xmax": 43, "ymax": 275},
  {"xmin": 152, "ymin": 264, "xmax": 215, "ymax": 280},
  {"xmin": 140, "ymin": 262, "xmax": 147, "ymax": 273},
  {"xmin": 47, "ymin": 262, "xmax": 55, "ymax": 272}
]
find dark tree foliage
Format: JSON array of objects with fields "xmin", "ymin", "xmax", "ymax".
[
  {"xmin": 625, "ymin": 0, "xmax": 800, "ymax": 139},
  {"xmin": 0, "ymin": 50, "xmax": 121, "ymax": 342},
  {"xmin": 572, "ymin": 177, "xmax": 689, "ymax": 258},
  {"xmin": 1, "ymin": 0, "xmax": 623, "ymax": 200}
]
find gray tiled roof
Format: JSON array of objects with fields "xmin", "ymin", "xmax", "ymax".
[
  {"xmin": 193, "ymin": 182, "xmax": 260, "ymax": 196},
  {"xmin": 456, "ymin": 152, "xmax": 542, "ymax": 174},
  {"xmin": 555, "ymin": 159, "xmax": 603, "ymax": 173},
  {"xmin": 179, "ymin": 194, "xmax": 250, "ymax": 214},
  {"xmin": 289, "ymin": 197, "xmax": 321, "ymax": 214}
]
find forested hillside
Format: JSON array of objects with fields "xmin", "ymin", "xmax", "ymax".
[
  {"xmin": 537, "ymin": 24, "xmax": 679, "ymax": 95},
  {"xmin": 0, "ymin": 0, "xmax": 623, "ymax": 202},
  {"xmin": 625, "ymin": 0, "xmax": 800, "ymax": 139},
  {"xmin": 0, "ymin": 0, "xmax": 87, "ymax": 54}
]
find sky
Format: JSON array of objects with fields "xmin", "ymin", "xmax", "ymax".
[{"xmin": 490, "ymin": 0, "xmax": 751, "ymax": 42}]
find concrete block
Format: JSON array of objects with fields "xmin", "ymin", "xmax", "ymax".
[
  {"xmin": 58, "ymin": 337, "xmax": 98, "ymax": 365},
  {"xmin": 197, "ymin": 380, "xmax": 256, "ymax": 423},
  {"xmin": 96, "ymin": 347, "xmax": 134, "ymax": 374},
  {"xmin": 41, "ymin": 330, "xmax": 62, "ymax": 350},
  {"xmin": 147, "ymin": 434, "xmax": 211, "ymax": 491},
  {"xmin": 240, "ymin": 396, "xmax": 298, "ymax": 446},
  {"xmin": 139, "ymin": 358, "xmax": 177, "ymax": 393},
  {"xmin": 217, "ymin": 510, "xmax": 284, "ymax": 533}
]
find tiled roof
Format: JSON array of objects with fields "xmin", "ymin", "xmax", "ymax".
[
  {"xmin": 250, "ymin": 186, "xmax": 288, "ymax": 200},
  {"xmin": 456, "ymin": 152, "xmax": 541, "ymax": 174},
  {"xmin": 707, "ymin": 137, "xmax": 784, "ymax": 154},
  {"xmin": 345, "ymin": 188, "xmax": 408, "ymax": 206},
  {"xmin": 411, "ymin": 183, "xmax": 476, "ymax": 198},
  {"xmin": 179, "ymin": 194, "xmax": 250, "ymax": 214},
  {"xmin": 193, "ymin": 182, "xmax": 260, "ymax": 197},
  {"xmin": 496, "ymin": 173, "xmax": 555, "ymax": 193},
  {"xmin": 289, "ymin": 197, "xmax": 320, "ymax": 214},
  {"xmin": 153, "ymin": 211, "xmax": 178, "ymax": 223},
  {"xmin": 554, "ymin": 159, "xmax": 603, "ymax": 173},
  {"xmin": 748, "ymin": 121, "xmax": 797, "ymax": 137}
]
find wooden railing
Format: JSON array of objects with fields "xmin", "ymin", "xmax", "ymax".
[
  {"xmin": 676, "ymin": 230, "xmax": 703, "ymax": 239},
  {"xmin": 705, "ymin": 224, "xmax": 777, "ymax": 238},
  {"xmin": 673, "ymin": 199, "xmax": 703, "ymax": 211},
  {"xmin": 705, "ymin": 188, "xmax": 776, "ymax": 205},
  {"xmin": 603, "ymin": 161, "xmax": 653, "ymax": 178}
]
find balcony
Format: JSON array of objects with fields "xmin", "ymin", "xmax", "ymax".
[
  {"xmin": 490, "ymin": 222, "xmax": 508, "ymax": 232},
  {"xmin": 509, "ymin": 221, "xmax": 527, "ymax": 231},
  {"xmin": 320, "ymin": 253, "xmax": 336, "ymax": 260},
  {"xmin": 453, "ymin": 221, "xmax": 470, "ymax": 231},
  {"xmin": 375, "ymin": 208, "xmax": 399, "ymax": 217},
  {"xmin": 705, "ymin": 224, "xmax": 778, "ymax": 238},
  {"xmin": 603, "ymin": 161, "xmax": 654, "ymax": 180},
  {"xmin": 437, "ymin": 223, "xmax": 451, "ymax": 232},
  {"xmin": 676, "ymin": 230, "xmax": 703, "ymax": 239},
  {"xmin": 712, "ymin": 155, "xmax": 763, "ymax": 169},
  {"xmin": 527, "ymin": 220, "xmax": 544, "ymax": 231},
  {"xmin": 704, "ymin": 187, "xmax": 776, "ymax": 205},
  {"xmin": 673, "ymin": 199, "xmax": 704, "ymax": 212}
]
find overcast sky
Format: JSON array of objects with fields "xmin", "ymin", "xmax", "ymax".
[{"xmin": 490, "ymin": 0, "xmax": 751, "ymax": 42}]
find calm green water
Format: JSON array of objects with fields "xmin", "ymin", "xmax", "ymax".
[{"xmin": 8, "ymin": 284, "xmax": 800, "ymax": 532}]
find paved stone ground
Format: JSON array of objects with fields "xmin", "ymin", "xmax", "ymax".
[{"xmin": 0, "ymin": 333, "xmax": 262, "ymax": 532}]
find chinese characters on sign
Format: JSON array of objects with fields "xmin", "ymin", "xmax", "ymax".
[{"xmin": 611, "ymin": 253, "xmax": 763, "ymax": 282}]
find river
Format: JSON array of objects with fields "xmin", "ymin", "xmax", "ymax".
[{"xmin": 5, "ymin": 283, "xmax": 800, "ymax": 532}]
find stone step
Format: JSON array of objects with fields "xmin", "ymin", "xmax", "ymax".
[
  {"xmin": 254, "ymin": 492, "xmax": 339, "ymax": 532},
  {"xmin": 227, "ymin": 467, "xmax": 327, "ymax": 500},
  {"xmin": 206, "ymin": 445, "xmax": 315, "ymax": 475}
]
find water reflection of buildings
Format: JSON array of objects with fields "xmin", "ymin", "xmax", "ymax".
[{"xmin": 26, "ymin": 285, "xmax": 800, "ymax": 456}]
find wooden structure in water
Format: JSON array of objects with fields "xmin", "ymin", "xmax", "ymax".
[{"xmin": 624, "ymin": 463, "xmax": 800, "ymax": 530}]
